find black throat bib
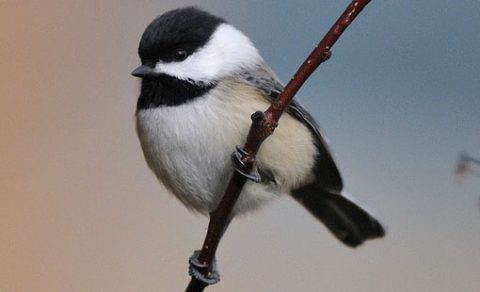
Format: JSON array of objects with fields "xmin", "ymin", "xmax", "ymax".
[{"xmin": 137, "ymin": 74, "xmax": 216, "ymax": 109}]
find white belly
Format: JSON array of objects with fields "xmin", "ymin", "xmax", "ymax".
[{"xmin": 136, "ymin": 81, "xmax": 317, "ymax": 215}]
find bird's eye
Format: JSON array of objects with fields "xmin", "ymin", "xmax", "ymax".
[{"xmin": 173, "ymin": 49, "xmax": 188, "ymax": 61}]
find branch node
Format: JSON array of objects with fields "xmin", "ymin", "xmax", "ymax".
[
  {"xmin": 323, "ymin": 50, "xmax": 332, "ymax": 61},
  {"xmin": 250, "ymin": 110, "xmax": 264, "ymax": 122}
]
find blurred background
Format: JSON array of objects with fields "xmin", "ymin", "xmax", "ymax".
[{"xmin": 1, "ymin": 0, "xmax": 479, "ymax": 291}]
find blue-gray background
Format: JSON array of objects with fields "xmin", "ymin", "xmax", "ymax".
[{"xmin": 1, "ymin": 1, "xmax": 479, "ymax": 291}]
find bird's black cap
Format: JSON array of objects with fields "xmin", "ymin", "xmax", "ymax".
[{"xmin": 138, "ymin": 7, "xmax": 225, "ymax": 63}]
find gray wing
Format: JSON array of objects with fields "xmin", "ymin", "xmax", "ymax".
[
  {"xmin": 240, "ymin": 63, "xmax": 344, "ymax": 193},
  {"xmin": 240, "ymin": 64, "xmax": 385, "ymax": 247}
]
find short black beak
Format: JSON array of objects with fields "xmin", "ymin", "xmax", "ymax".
[{"xmin": 131, "ymin": 65, "xmax": 157, "ymax": 78}]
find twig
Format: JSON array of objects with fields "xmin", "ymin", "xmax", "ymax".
[
  {"xmin": 186, "ymin": 1, "xmax": 372, "ymax": 291},
  {"xmin": 455, "ymin": 152, "xmax": 480, "ymax": 178}
]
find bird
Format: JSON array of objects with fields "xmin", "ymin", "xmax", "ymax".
[{"xmin": 132, "ymin": 6, "xmax": 384, "ymax": 247}]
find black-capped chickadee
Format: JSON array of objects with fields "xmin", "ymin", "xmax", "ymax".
[{"xmin": 132, "ymin": 7, "xmax": 384, "ymax": 247}]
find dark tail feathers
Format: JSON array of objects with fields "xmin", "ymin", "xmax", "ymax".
[{"xmin": 291, "ymin": 188, "xmax": 385, "ymax": 247}]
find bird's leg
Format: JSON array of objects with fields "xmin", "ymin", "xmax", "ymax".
[
  {"xmin": 188, "ymin": 144, "xmax": 259, "ymax": 288},
  {"xmin": 188, "ymin": 214, "xmax": 234, "ymax": 285}
]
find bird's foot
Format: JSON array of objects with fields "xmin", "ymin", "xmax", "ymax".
[
  {"xmin": 231, "ymin": 145, "xmax": 261, "ymax": 183},
  {"xmin": 188, "ymin": 250, "xmax": 220, "ymax": 285}
]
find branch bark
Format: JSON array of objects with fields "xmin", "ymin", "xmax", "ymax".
[{"xmin": 186, "ymin": 1, "xmax": 372, "ymax": 291}]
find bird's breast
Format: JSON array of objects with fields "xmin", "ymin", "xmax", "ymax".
[
  {"xmin": 135, "ymin": 86, "xmax": 253, "ymax": 213},
  {"xmin": 135, "ymin": 80, "xmax": 317, "ymax": 214}
]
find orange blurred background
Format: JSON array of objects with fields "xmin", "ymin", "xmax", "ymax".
[{"xmin": 2, "ymin": 1, "xmax": 480, "ymax": 291}]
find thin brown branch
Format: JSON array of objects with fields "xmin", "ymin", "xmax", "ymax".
[{"xmin": 186, "ymin": 1, "xmax": 372, "ymax": 291}]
